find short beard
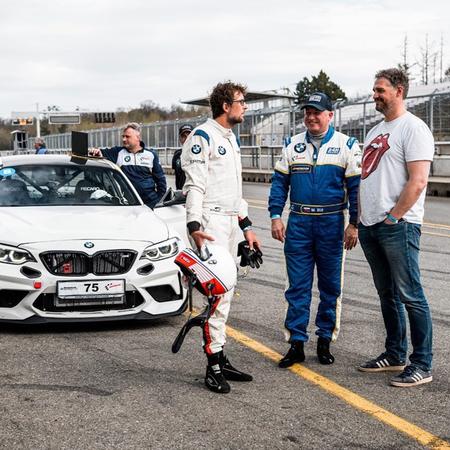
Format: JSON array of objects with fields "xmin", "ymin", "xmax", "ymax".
[
  {"xmin": 375, "ymin": 101, "xmax": 386, "ymax": 114},
  {"xmin": 228, "ymin": 115, "xmax": 244, "ymax": 126}
]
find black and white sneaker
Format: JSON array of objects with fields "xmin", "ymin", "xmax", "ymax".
[
  {"xmin": 220, "ymin": 353, "xmax": 253, "ymax": 382},
  {"xmin": 390, "ymin": 365, "xmax": 432, "ymax": 387},
  {"xmin": 358, "ymin": 353, "xmax": 405, "ymax": 372},
  {"xmin": 205, "ymin": 364, "xmax": 231, "ymax": 394}
]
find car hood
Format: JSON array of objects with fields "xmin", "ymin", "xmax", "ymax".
[{"xmin": 0, "ymin": 206, "xmax": 170, "ymax": 245}]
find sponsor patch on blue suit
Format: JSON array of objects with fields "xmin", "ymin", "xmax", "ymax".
[
  {"xmin": 294, "ymin": 143, "xmax": 306, "ymax": 153},
  {"xmin": 291, "ymin": 164, "xmax": 312, "ymax": 173},
  {"xmin": 0, "ymin": 167, "xmax": 16, "ymax": 177},
  {"xmin": 191, "ymin": 144, "xmax": 202, "ymax": 154},
  {"xmin": 347, "ymin": 137, "xmax": 357, "ymax": 148},
  {"xmin": 326, "ymin": 147, "xmax": 341, "ymax": 155},
  {"xmin": 217, "ymin": 146, "xmax": 226, "ymax": 155}
]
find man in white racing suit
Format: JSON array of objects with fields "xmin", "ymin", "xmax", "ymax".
[{"xmin": 181, "ymin": 81, "xmax": 261, "ymax": 394}]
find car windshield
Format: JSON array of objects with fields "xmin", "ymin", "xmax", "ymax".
[{"xmin": 0, "ymin": 164, "xmax": 141, "ymax": 207}]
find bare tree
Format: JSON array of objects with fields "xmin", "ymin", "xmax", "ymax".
[{"xmin": 417, "ymin": 34, "xmax": 439, "ymax": 85}]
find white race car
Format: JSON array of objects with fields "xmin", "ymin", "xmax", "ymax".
[{"xmin": 0, "ymin": 154, "xmax": 187, "ymax": 323}]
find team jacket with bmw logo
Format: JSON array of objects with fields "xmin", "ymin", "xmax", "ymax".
[
  {"xmin": 181, "ymin": 118, "xmax": 248, "ymax": 224},
  {"xmin": 101, "ymin": 144, "xmax": 166, "ymax": 208},
  {"xmin": 269, "ymin": 127, "xmax": 361, "ymax": 222}
]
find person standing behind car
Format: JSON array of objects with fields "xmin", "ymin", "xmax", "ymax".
[
  {"xmin": 269, "ymin": 92, "xmax": 361, "ymax": 368},
  {"xmin": 181, "ymin": 81, "xmax": 261, "ymax": 394},
  {"xmin": 172, "ymin": 124, "xmax": 193, "ymax": 189},
  {"xmin": 358, "ymin": 68, "xmax": 434, "ymax": 388},
  {"xmin": 89, "ymin": 122, "xmax": 166, "ymax": 208},
  {"xmin": 34, "ymin": 138, "xmax": 47, "ymax": 154}
]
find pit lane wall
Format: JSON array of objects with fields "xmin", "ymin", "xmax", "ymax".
[{"xmin": 2, "ymin": 145, "xmax": 450, "ymax": 197}]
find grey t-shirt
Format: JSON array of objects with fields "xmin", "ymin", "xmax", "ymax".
[{"xmin": 360, "ymin": 111, "xmax": 434, "ymax": 226}]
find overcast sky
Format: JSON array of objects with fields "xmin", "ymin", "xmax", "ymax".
[{"xmin": 1, "ymin": 0, "xmax": 449, "ymax": 118}]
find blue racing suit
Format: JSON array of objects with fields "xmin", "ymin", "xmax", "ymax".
[
  {"xmin": 101, "ymin": 144, "xmax": 167, "ymax": 208},
  {"xmin": 268, "ymin": 126, "xmax": 361, "ymax": 343}
]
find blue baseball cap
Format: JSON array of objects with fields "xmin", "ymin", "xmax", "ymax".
[
  {"xmin": 301, "ymin": 92, "xmax": 333, "ymax": 111},
  {"xmin": 179, "ymin": 124, "xmax": 193, "ymax": 135}
]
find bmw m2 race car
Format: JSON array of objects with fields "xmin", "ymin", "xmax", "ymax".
[{"xmin": 0, "ymin": 154, "xmax": 187, "ymax": 323}]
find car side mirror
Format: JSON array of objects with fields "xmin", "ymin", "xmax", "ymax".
[{"xmin": 155, "ymin": 187, "xmax": 186, "ymax": 208}]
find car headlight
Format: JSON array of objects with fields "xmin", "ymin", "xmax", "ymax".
[
  {"xmin": 0, "ymin": 244, "xmax": 36, "ymax": 265},
  {"xmin": 141, "ymin": 237, "xmax": 181, "ymax": 261}
]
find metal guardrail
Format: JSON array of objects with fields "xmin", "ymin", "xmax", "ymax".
[
  {"xmin": 2, "ymin": 147, "xmax": 450, "ymax": 195},
  {"xmin": 2, "ymin": 143, "xmax": 450, "ymax": 169},
  {"xmin": 6, "ymin": 141, "xmax": 450, "ymax": 161}
]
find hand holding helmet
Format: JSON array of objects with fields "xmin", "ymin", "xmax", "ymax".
[{"xmin": 172, "ymin": 243, "xmax": 237, "ymax": 354}]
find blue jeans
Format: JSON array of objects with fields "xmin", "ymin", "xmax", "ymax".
[{"xmin": 359, "ymin": 221, "xmax": 433, "ymax": 371}]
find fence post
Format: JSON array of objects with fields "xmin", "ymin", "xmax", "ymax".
[
  {"xmin": 363, "ymin": 102, "xmax": 367, "ymax": 141},
  {"xmin": 430, "ymin": 94, "xmax": 435, "ymax": 134}
]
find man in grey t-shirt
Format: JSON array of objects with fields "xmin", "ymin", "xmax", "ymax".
[{"xmin": 358, "ymin": 68, "xmax": 434, "ymax": 387}]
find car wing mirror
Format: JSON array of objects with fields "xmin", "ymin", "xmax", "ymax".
[{"xmin": 154, "ymin": 187, "xmax": 186, "ymax": 208}]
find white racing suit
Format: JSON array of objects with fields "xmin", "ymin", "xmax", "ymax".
[{"xmin": 181, "ymin": 118, "xmax": 248, "ymax": 355}]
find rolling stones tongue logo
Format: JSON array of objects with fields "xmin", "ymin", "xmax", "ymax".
[{"xmin": 361, "ymin": 133, "xmax": 390, "ymax": 179}]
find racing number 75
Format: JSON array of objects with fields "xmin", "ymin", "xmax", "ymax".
[{"xmin": 84, "ymin": 283, "xmax": 99, "ymax": 292}]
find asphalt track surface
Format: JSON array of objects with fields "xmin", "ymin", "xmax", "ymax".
[{"xmin": 0, "ymin": 179, "xmax": 449, "ymax": 450}]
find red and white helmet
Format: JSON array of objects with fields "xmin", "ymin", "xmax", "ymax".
[{"xmin": 175, "ymin": 243, "xmax": 237, "ymax": 296}]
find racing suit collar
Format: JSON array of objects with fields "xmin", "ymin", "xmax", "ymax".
[
  {"xmin": 306, "ymin": 126, "xmax": 335, "ymax": 147},
  {"xmin": 208, "ymin": 118, "xmax": 235, "ymax": 137}
]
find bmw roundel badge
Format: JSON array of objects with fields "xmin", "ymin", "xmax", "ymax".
[
  {"xmin": 191, "ymin": 144, "xmax": 201, "ymax": 154},
  {"xmin": 294, "ymin": 143, "xmax": 306, "ymax": 153},
  {"xmin": 124, "ymin": 155, "xmax": 131, "ymax": 162},
  {"xmin": 84, "ymin": 242, "xmax": 95, "ymax": 249},
  {"xmin": 218, "ymin": 146, "xmax": 226, "ymax": 155}
]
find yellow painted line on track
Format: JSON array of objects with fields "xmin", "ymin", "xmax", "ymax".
[
  {"xmin": 247, "ymin": 198, "xmax": 268, "ymax": 205},
  {"xmin": 226, "ymin": 324, "xmax": 450, "ymax": 450},
  {"xmin": 247, "ymin": 202, "xmax": 450, "ymax": 237},
  {"xmin": 423, "ymin": 231, "xmax": 450, "ymax": 238},
  {"xmin": 248, "ymin": 203, "xmax": 267, "ymax": 210},
  {"xmin": 424, "ymin": 222, "xmax": 450, "ymax": 231}
]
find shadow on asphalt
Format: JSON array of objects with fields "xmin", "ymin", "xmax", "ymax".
[{"xmin": 0, "ymin": 316, "xmax": 180, "ymax": 335}]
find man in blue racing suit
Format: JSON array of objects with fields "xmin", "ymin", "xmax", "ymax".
[
  {"xmin": 269, "ymin": 92, "xmax": 361, "ymax": 367},
  {"xmin": 91, "ymin": 122, "xmax": 166, "ymax": 208}
]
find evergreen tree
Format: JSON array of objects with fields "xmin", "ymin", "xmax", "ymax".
[{"xmin": 294, "ymin": 70, "xmax": 346, "ymax": 105}]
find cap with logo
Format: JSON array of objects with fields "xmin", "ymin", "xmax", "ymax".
[
  {"xmin": 179, "ymin": 124, "xmax": 194, "ymax": 136},
  {"xmin": 301, "ymin": 92, "xmax": 333, "ymax": 111}
]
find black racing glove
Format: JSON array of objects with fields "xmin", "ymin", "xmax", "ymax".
[{"xmin": 237, "ymin": 241, "xmax": 263, "ymax": 269}]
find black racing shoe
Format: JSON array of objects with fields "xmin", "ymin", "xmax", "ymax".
[
  {"xmin": 219, "ymin": 353, "xmax": 253, "ymax": 382},
  {"xmin": 278, "ymin": 341, "xmax": 305, "ymax": 368},
  {"xmin": 358, "ymin": 352, "xmax": 406, "ymax": 373},
  {"xmin": 205, "ymin": 364, "xmax": 231, "ymax": 394},
  {"xmin": 317, "ymin": 337, "xmax": 335, "ymax": 365}
]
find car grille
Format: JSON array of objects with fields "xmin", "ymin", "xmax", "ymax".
[
  {"xmin": 40, "ymin": 250, "xmax": 137, "ymax": 276},
  {"xmin": 33, "ymin": 290, "xmax": 145, "ymax": 312}
]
